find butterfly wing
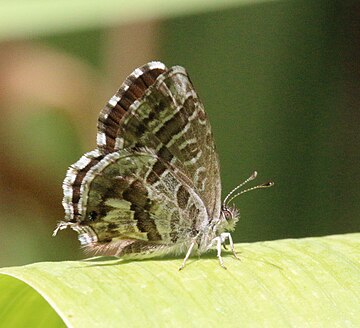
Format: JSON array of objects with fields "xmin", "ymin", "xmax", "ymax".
[
  {"xmin": 62, "ymin": 148, "xmax": 208, "ymax": 257},
  {"xmin": 58, "ymin": 62, "xmax": 221, "ymax": 257},
  {"xmin": 97, "ymin": 62, "xmax": 221, "ymax": 219},
  {"xmin": 97, "ymin": 61, "xmax": 167, "ymax": 152}
]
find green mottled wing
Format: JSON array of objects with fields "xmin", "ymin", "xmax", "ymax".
[
  {"xmin": 71, "ymin": 149, "xmax": 208, "ymax": 257},
  {"xmin": 97, "ymin": 62, "xmax": 221, "ymax": 219},
  {"xmin": 57, "ymin": 62, "xmax": 220, "ymax": 257}
]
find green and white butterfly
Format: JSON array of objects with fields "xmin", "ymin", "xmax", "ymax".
[{"xmin": 53, "ymin": 61, "xmax": 273, "ymax": 269}]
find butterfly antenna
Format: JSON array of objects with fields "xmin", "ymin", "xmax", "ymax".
[
  {"xmin": 226, "ymin": 181, "xmax": 274, "ymax": 205},
  {"xmin": 222, "ymin": 171, "xmax": 258, "ymax": 206}
]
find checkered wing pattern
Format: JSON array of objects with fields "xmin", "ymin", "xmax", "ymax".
[
  {"xmin": 59, "ymin": 61, "xmax": 221, "ymax": 257},
  {"xmin": 97, "ymin": 62, "xmax": 221, "ymax": 219}
]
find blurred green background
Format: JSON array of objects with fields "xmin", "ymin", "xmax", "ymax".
[{"xmin": 0, "ymin": 1, "xmax": 359, "ymax": 267}]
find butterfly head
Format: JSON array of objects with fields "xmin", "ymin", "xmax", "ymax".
[{"xmin": 220, "ymin": 204, "xmax": 240, "ymax": 232}]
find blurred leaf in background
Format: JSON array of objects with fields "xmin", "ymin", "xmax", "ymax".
[
  {"xmin": 161, "ymin": 1, "xmax": 360, "ymax": 241},
  {"xmin": 0, "ymin": 0, "xmax": 358, "ymax": 267}
]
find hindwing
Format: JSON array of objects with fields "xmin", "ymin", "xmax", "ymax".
[{"xmin": 63, "ymin": 148, "xmax": 208, "ymax": 256}]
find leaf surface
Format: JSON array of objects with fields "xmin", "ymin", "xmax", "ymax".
[{"xmin": 0, "ymin": 233, "xmax": 359, "ymax": 327}]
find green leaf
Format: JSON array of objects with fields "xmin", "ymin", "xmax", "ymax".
[
  {"xmin": 0, "ymin": 233, "xmax": 359, "ymax": 327},
  {"xmin": 0, "ymin": 0, "xmax": 276, "ymax": 41}
]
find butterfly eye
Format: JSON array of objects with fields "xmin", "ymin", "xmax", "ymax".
[
  {"xmin": 88, "ymin": 211, "xmax": 98, "ymax": 221},
  {"xmin": 223, "ymin": 210, "xmax": 232, "ymax": 220}
]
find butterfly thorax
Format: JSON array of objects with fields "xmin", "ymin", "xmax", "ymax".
[{"xmin": 198, "ymin": 205, "xmax": 239, "ymax": 252}]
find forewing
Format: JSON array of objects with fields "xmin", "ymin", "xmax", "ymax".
[
  {"xmin": 96, "ymin": 63, "xmax": 221, "ymax": 219},
  {"xmin": 97, "ymin": 61, "xmax": 167, "ymax": 152}
]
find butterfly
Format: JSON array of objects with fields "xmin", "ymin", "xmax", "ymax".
[{"xmin": 53, "ymin": 61, "xmax": 273, "ymax": 270}]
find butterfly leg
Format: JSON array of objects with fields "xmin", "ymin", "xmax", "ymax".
[
  {"xmin": 179, "ymin": 239, "xmax": 197, "ymax": 271},
  {"xmin": 215, "ymin": 236, "xmax": 227, "ymax": 269},
  {"xmin": 208, "ymin": 236, "xmax": 227, "ymax": 269},
  {"xmin": 220, "ymin": 232, "xmax": 240, "ymax": 260}
]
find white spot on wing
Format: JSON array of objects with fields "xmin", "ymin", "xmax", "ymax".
[
  {"xmin": 108, "ymin": 95, "xmax": 120, "ymax": 107},
  {"xmin": 184, "ymin": 150, "xmax": 202, "ymax": 166},
  {"xmin": 147, "ymin": 61, "xmax": 166, "ymax": 70},
  {"xmin": 115, "ymin": 137, "xmax": 124, "ymax": 149},
  {"xmin": 74, "ymin": 226, "xmax": 98, "ymax": 245},
  {"xmin": 132, "ymin": 68, "xmax": 143, "ymax": 78},
  {"xmin": 97, "ymin": 132, "xmax": 106, "ymax": 147},
  {"xmin": 178, "ymin": 137, "xmax": 197, "ymax": 150}
]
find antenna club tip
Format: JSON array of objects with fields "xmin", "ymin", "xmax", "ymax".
[
  {"xmin": 263, "ymin": 181, "xmax": 274, "ymax": 187},
  {"xmin": 250, "ymin": 171, "xmax": 258, "ymax": 180}
]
